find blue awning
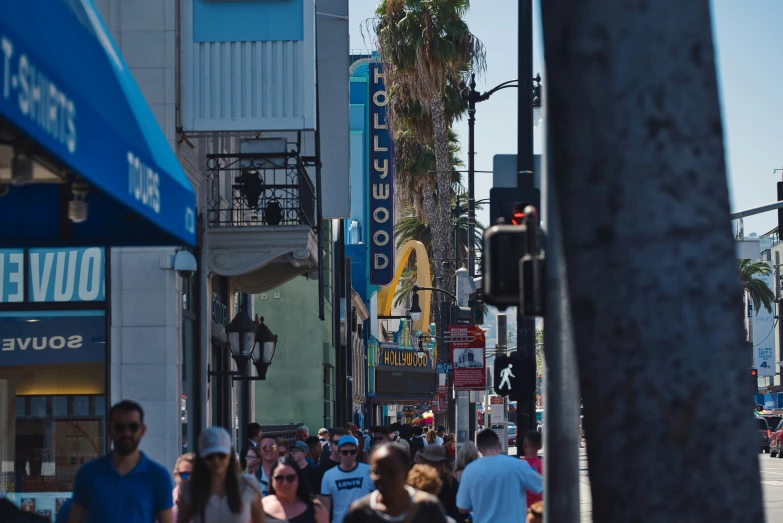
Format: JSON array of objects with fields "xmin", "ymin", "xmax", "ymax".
[{"xmin": 0, "ymin": 0, "xmax": 196, "ymax": 247}]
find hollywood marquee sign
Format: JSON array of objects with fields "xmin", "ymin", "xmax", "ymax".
[
  {"xmin": 368, "ymin": 62, "xmax": 394, "ymax": 285},
  {"xmin": 381, "ymin": 348, "xmax": 431, "ymax": 368}
]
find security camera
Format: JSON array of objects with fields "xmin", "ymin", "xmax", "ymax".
[{"xmin": 174, "ymin": 251, "xmax": 197, "ymax": 279}]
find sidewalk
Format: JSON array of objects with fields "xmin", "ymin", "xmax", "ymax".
[{"xmin": 508, "ymin": 444, "xmax": 592, "ymax": 521}]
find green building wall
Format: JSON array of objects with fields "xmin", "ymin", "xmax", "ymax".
[{"xmin": 253, "ymin": 222, "xmax": 334, "ymax": 430}]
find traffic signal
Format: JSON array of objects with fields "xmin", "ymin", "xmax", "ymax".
[
  {"xmin": 751, "ymin": 367, "xmax": 759, "ymax": 397},
  {"xmin": 482, "ymin": 223, "xmax": 526, "ymax": 308},
  {"xmin": 469, "ymin": 291, "xmax": 484, "ymax": 325},
  {"xmin": 489, "ymin": 186, "xmax": 541, "ymax": 226},
  {"xmin": 493, "ymin": 354, "xmax": 513, "ymax": 396},
  {"xmin": 493, "ymin": 352, "xmax": 536, "ymax": 400},
  {"xmin": 450, "ymin": 305, "xmax": 473, "ymax": 325}
]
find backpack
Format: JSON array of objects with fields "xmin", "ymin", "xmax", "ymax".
[{"xmin": 408, "ymin": 436, "xmax": 425, "ymax": 461}]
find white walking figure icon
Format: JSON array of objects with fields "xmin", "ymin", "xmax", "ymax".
[{"xmin": 499, "ymin": 364, "xmax": 515, "ymax": 390}]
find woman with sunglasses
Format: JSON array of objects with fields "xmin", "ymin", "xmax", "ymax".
[
  {"xmin": 245, "ymin": 447, "xmax": 262, "ymax": 477},
  {"xmin": 263, "ymin": 456, "xmax": 328, "ymax": 523},
  {"xmin": 177, "ymin": 427, "xmax": 266, "ymax": 523},
  {"xmin": 172, "ymin": 452, "xmax": 195, "ymax": 522}
]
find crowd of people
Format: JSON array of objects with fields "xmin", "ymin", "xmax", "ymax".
[{"xmin": 1, "ymin": 401, "xmax": 545, "ymax": 523}]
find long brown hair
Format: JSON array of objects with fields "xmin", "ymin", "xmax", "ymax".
[{"xmin": 187, "ymin": 449, "xmax": 243, "ymax": 517}]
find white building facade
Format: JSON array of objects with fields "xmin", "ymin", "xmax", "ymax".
[{"xmin": 0, "ymin": 1, "xmax": 349, "ymax": 513}]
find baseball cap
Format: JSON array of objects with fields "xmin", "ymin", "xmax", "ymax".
[
  {"xmin": 318, "ymin": 428, "xmax": 329, "ymax": 435},
  {"xmin": 337, "ymin": 435, "xmax": 359, "ymax": 448},
  {"xmin": 291, "ymin": 440, "xmax": 309, "ymax": 453},
  {"xmin": 199, "ymin": 426, "xmax": 232, "ymax": 457}
]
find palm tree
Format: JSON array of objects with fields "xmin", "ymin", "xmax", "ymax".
[
  {"xmin": 394, "ymin": 127, "xmax": 463, "ymax": 226},
  {"xmin": 738, "ymin": 259, "xmax": 775, "ymax": 315},
  {"xmin": 374, "ymin": 0, "xmax": 485, "ymax": 295}
]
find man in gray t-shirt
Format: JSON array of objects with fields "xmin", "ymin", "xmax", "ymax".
[{"xmin": 319, "ymin": 436, "xmax": 374, "ymax": 523}]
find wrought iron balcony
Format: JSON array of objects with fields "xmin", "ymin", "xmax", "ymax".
[{"xmin": 206, "ymin": 151, "xmax": 315, "ymax": 228}]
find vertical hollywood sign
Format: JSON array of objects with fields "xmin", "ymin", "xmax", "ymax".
[{"xmin": 369, "ymin": 63, "xmax": 394, "ymax": 285}]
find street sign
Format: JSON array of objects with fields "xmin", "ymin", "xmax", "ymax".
[
  {"xmin": 436, "ymin": 362, "xmax": 453, "ymax": 374},
  {"xmin": 447, "ymin": 325, "xmax": 485, "ymax": 347},
  {"xmin": 490, "ymin": 395, "xmax": 503, "ymax": 405},
  {"xmin": 449, "ymin": 325, "xmax": 486, "ymax": 390}
]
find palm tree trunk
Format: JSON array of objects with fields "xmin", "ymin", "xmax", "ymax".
[
  {"xmin": 429, "ymin": 95, "xmax": 455, "ymax": 295},
  {"xmin": 541, "ymin": 0, "xmax": 764, "ymax": 520}
]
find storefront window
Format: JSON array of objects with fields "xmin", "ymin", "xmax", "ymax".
[
  {"xmin": 0, "ymin": 247, "xmax": 106, "ymax": 521},
  {"xmin": 0, "ymin": 311, "xmax": 106, "ymax": 520}
]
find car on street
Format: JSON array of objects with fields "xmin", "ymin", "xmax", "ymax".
[
  {"xmin": 757, "ymin": 416, "xmax": 771, "ymax": 453},
  {"xmin": 508, "ymin": 426, "xmax": 517, "ymax": 447},
  {"xmin": 769, "ymin": 419, "xmax": 783, "ymax": 457},
  {"xmin": 761, "ymin": 414, "xmax": 782, "ymax": 434}
]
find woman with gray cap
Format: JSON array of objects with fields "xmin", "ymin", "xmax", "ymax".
[{"xmin": 177, "ymin": 426, "xmax": 266, "ymax": 523}]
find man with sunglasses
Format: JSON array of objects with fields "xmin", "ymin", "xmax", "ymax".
[
  {"xmin": 68, "ymin": 400, "xmax": 173, "ymax": 523},
  {"xmin": 255, "ymin": 435, "xmax": 280, "ymax": 496},
  {"xmin": 319, "ymin": 435, "xmax": 374, "ymax": 523}
]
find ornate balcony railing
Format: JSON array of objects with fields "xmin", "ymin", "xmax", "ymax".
[{"xmin": 206, "ymin": 152, "xmax": 315, "ymax": 228}]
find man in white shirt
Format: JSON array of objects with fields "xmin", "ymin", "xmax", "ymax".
[
  {"xmin": 457, "ymin": 429, "xmax": 542, "ymax": 523},
  {"xmin": 435, "ymin": 426, "xmax": 445, "ymax": 446},
  {"xmin": 319, "ymin": 436, "xmax": 374, "ymax": 523}
]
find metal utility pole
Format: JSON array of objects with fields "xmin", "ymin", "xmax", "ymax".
[
  {"xmin": 454, "ymin": 269, "xmax": 473, "ymax": 453},
  {"xmin": 517, "ymin": 0, "xmax": 537, "ymax": 434},
  {"xmin": 466, "ymin": 76, "xmax": 478, "ymax": 278},
  {"xmin": 498, "ymin": 313, "xmax": 509, "ymax": 453}
]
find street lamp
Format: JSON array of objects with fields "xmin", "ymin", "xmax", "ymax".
[
  {"xmin": 461, "ymin": 73, "xmax": 544, "ymax": 278},
  {"xmin": 410, "ymin": 292, "xmax": 422, "ymax": 322},
  {"xmin": 227, "ymin": 309, "xmax": 257, "ymax": 373},
  {"xmin": 252, "ymin": 317, "xmax": 278, "ymax": 379},
  {"xmin": 409, "ymin": 284, "xmax": 457, "ymax": 324}
]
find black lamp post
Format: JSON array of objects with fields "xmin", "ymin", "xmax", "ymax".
[
  {"xmin": 462, "ymin": 73, "xmax": 542, "ymax": 278},
  {"xmin": 213, "ymin": 309, "xmax": 279, "ymax": 449},
  {"xmin": 227, "ymin": 309, "xmax": 257, "ymax": 373},
  {"xmin": 226, "ymin": 308, "xmax": 256, "ymax": 450},
  {"xmin": 252, "ymin": 317, "xmax": 278, "ymax": 380}
]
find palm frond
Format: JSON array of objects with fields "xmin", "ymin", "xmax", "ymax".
[{"xmin": 738, "ymin": 259, "xmax": 776, "ymax": 314}]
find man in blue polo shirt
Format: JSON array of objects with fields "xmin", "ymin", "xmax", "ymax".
[{"xmin": 68, "ymin": 400, "xmax": 173, "ymax": 523}]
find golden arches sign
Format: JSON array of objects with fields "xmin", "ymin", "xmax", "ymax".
[{"xmin": 376, "ymin": 240, "xmax": 432, "ymax": 332}]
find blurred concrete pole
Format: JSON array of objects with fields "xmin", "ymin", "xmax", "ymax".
[{"xmin": 542, "ymin": 157, "xmax": 580, "ymax": 523}]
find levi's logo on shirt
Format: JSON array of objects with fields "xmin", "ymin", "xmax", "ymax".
[{"xmin": 335, "ymin": 478, "xmax": 364, "ymax": 491}]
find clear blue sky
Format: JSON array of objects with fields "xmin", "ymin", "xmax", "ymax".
[{"xmin": 349, "ymin": 0, "xmax": 783, "ymax": 236}]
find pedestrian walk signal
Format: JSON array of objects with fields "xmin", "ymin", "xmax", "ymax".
[
  {"xmin": 494, "ymin": 352, "xmax": 537, "ymax": 400},
  {"xmin": 493, "ymin": 355, "xmax": 514, "ymax": 397}
]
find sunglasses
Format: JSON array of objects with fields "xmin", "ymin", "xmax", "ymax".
[
  {"xmin": 204, "ymin": 453, "xmax": 228, "ymax": 461},
  {"xmin": 261, "ymin": 444, "xmax": 277, "ymax": 451},
  {"xmin": 273, "ymin": 474, "xmax": 298, "ymax": 483},
  {"xmin": 246, "ymin": 454, "xmax": 259, "ymax": 460},
  {"xmin": 340, "ymin": 450, "xmax": 357, "ymax": 456},
  {"xmin": 113, "ymin": 422, "xmax": 141, "ymax": 433},
  {"xmin": 176, "ymin": 471, "xmax": 191, "ymax": 480}
]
